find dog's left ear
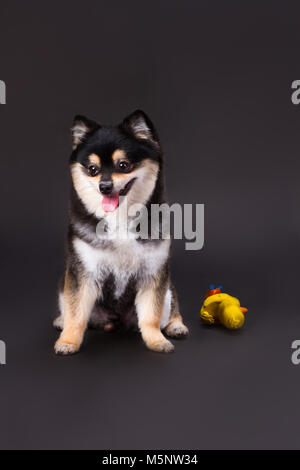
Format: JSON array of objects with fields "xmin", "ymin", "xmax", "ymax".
[{"xmin": 121, "ymin": 110, "xmax": 159, "ymax": 146}]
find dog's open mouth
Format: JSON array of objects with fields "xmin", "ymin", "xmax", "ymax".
[{"xmin": 102, "ymin": 178, "xmax": 136, "ymax": 213}]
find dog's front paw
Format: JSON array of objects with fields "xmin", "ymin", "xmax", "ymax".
[
  {"xmin": 54, "ymin": 339, "xmax": 79, "ymax": 355},
  {"xmin": 146, "ymin": 338, "xmax": 175, "ymax": 353}
]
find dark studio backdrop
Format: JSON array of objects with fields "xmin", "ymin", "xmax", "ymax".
[{"xmin": 0, "ymin": 0, "xmax": 299, "ymax": 450}]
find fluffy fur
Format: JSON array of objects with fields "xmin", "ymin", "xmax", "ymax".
[{"xmin": 54, "ymin": 110, "xmax": 188, "ymax": 354}]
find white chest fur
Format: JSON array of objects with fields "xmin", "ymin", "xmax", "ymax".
[{"xmin": 73, "ymin": 237, "xmax": 170, "ymax": 298}]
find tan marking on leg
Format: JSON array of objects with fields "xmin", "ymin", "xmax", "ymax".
[
  {"xmin": 55, "ymin": 272, "xmax": 97, "ymax": 355},
  {"xmin": 136, "ymin": 278, "xmax": 174, "ymax": 353}
]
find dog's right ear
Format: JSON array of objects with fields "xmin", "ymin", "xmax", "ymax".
[{"xmin": 72, "ymin": 115, "xmax": 100, "ymax": 149}]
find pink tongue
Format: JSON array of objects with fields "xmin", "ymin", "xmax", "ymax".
[{"xmin": 102, "ymin": 193, "xmax": 119, "ymax": 212}]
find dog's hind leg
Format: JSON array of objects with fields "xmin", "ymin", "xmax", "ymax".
[
  {"xmin": 53, "ymin": 291, "xmax": 65, "ymax": 330},
  {"xmin": 163, "ymin": 284, "xmax": 189, "ymax": 338},
  {"xmin": 54, "ymin": 271, "xmax": 97, "ymax": 355}
]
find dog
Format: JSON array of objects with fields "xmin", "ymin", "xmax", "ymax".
[{"xmin": 54, "ymin": 110, "xmax": 188, "ymax": 354}]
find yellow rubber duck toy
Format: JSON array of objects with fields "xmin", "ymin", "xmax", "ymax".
[{"xmin": 200, "ymin": 285, "xmax": 248, "ymax": 330}]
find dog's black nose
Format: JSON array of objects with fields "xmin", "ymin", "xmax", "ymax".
[{"xmin": 100, "ymin": 181, "xmax": 113, "ymax": 195}]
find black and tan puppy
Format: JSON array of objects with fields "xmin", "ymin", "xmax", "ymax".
[{"xmin": 54, "ymin": 110, "xmax": 188, "ymax": 354}]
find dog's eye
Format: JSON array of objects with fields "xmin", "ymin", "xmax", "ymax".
[
  {"xmin": 117, "ymin": 161, "xmax": 130, "ymax": 172},
  {"xmin": 89, "ymin": 165, "xmax": 100, "ymax": 177}
]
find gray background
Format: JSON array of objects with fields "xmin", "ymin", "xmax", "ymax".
[{"xmin": 0, "ymin": 0, "xmax": 299, "ymax": 449}]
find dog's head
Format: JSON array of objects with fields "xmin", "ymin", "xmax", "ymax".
[{"xmin": 70, "ymin": 110, "xmax": 161, "ymax": 218}]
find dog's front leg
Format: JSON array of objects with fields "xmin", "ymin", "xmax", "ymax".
[
  {"xmin": 135, "ymin": 276, "xmax": 174, "ymax": 353},
  {"xmin": 55, "ymin": 272, "xmax": 97, "ymax": 355}
]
